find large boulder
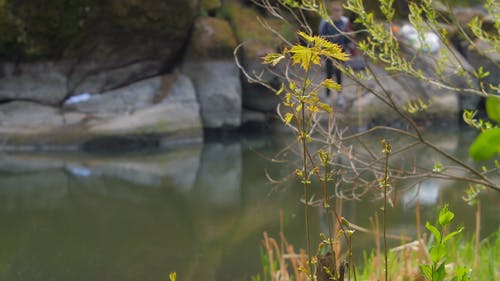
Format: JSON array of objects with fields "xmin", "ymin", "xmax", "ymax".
[
  {"xmin": 466, "ymin": 39, "xmax": 500, "ymax": 89},
  {"xmin": 64, "ymin": 76, "xmax": 162, "ymax": 114},
  {"xmin": 0, "ymin": 74, "xmax": 203, "ymax": 148},
  {"xmin": 334, "ymin": 62, "xmax": 460, "ymax": 125},
  {"xmin": 0, "ymin": 101, "xmax": 70, "ymax": 134},
  {"xmin": 183, "ymin": 60, "xmax": 242, "ymax": 129},
  {"xmin": 201, "ymin": 0, "xmax": 221, "ymax": 15},
  {"xmin": 0, "ymin": 0, "xmax": 199, "ymax": 96},
  {"xmin": 85, "ymin": 73, "xmax": 203, "ymax": 142},
  {"xmin": 183, "ymin": 17, "xmax": 242, "ymax": 129},
  {"xmin": 393, "ymin": 25, "xmax": 480, "ymax": 111},
  {"xmin": 224, "ymin": 1, "xmax": 295, "ymax": 113},
  {"xmin": 0, "ymin": 62, "xmax": 67, "ymax": 105}
]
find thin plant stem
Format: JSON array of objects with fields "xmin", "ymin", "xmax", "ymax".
[
  {"xmin": 382, "ymin": 140, "xmax": 391, "ymax": 281},
  {"xmin": 322, "ymin": 167, "xmax": 336, "ymax": 268},
  {"xmin": 299, "ymin": 54, "xmax": 313, "ymax": 275},
  {"xmin": 474, "ymin": 200, "xmax": 481, "ymax": 271}
]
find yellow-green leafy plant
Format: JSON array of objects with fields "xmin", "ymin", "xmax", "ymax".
[{"xmin": 263, "ymin": 30, "xmax": 356, "ymax": 280}]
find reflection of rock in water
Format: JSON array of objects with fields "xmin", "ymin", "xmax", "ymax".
[
  {"xmin": 0, "ymin": 146, "xmax": 203, "ymax": 209},
  {"xmin": 83, "ymin": 146, "xmax": 202, "ymax": 191},
  {"xmin": 194, "ymin": 142, "xmax": 242, "ymax": 206}
]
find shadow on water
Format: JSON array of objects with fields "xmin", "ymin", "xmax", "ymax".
[{"xmin": 0, "ymin": 127, "xmax": 498, "ymax": 281}]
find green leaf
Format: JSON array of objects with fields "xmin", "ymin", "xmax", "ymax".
[
  {"xmin": 321, "ymin": 79, "xmax": 341, "ymax": 91},
  {"xmin": 275, "ymin": 83, "xmax": 284, "ymax": 95},
  {"xmin": 430, "ymin": 243, "xmax": 447, "ymax": 264},
  {"xmin": 438, "ymin": 204, "xmax": 454, "ymax": 226},
  {"xmin": 426, "ymin": 221, "xmax": 441, "ymax": 244},
  {"xmin": 451, "ymin": 266, "xmax": 472, "ymax": 281},
  {"xmin": 469, "ymin": 128, "xmax": 500, "ymax": 161},
  {"xmin": 419, "ymin": 264, "xmax": 432, "ymax": 280},
  {"xmin": 284, "ymin": 113, "xmax": 294, "ymax": 125},
  {"xmin": 287, "ymin": 45, "xmax": 320, "ymax": 70},
  {"xmin": 262, "ymin": 53, "xmax": 285, "ymax": 66},
  {"xmin": 486, "ymin": 95, "xmax": 500, "ymax": 123},
  {"xmin": 169, "ymin": 272, "xmax": 177, "ymax": 281},
  {"xmin": 435, "ymin": 262, "xmax": 446, "ymax": 281},
  {"xmin": 443, "ymin": 227, "xmax": 464, "ymax": 243}
]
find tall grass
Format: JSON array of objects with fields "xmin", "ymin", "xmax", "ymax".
[{"xmin": 254, "ymin": 220, "xmax": 500, "ymax": 281}]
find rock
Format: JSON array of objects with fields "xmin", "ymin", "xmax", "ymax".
[
  {"xmin": 395, "ymin": 26, "xmax": 480, "ymax": 111},
  {"xmin": 0, "ymin": 62, "xmax": 67, "ymax": 105},
  {"xmin": 242, "ymin": 109, "xmax": 267, "ymax": 124},
  {"xmin": 87, "ymin": 73, "xmax": 203, "ymax": 142},
  {"xmin": 64, "ymin": 76, "xmax": 161, "ymax": 114},
  {"xmin": 201, "ymin": 0, "xmax": 222, "ymax": 15},
  {"xmin": 224, "ymin": 2, "xmax": 293, "ymax": 59},
  {"xmin": 182, "ymin": 17, "xmax": 242, "ymax": 129},
  {"xmin": 0, "ymin": 101, "xmax": 89, "ymax": 147},
  {"xmin": 224, "ymin": 1, "xmax": 294, "ymax": 113},
  {"xmin": 466, "ymin": 39, "xmax": 500, "ymax": 89},
  {"xmin": 0, "ymin": 0, "xmax": 199, "ymax": 95},
  {"xmin": 241, "ymin": 59, "xmax": 282, "ymax": 112},
  {"xmin": 0, "ymin": 74, "xmax": 203, "ymax": 148},
  {"xmin": 183, "ymin": 60, "xmax": 242, "ymax": 129},
  {"xmin": 339, "ymin": 62, "xmax": 460, "ymax": 125},
  {"xmin": 452, "ymin": 7, "xmax": 486, "ymax": 25},
  {"xmin": 186, "ymin": 17, "xmax": 238, "ymax": 59},
  {"xmin": 68, "ymin": 60, "xmax": 164, "ymax": 95},
  {"xmin": 0, "ymin": 101, "xmax": 65, "ymax": 133}
]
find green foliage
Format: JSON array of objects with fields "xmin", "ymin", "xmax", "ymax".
[
  {"xmin": 467, "ymin": 80, "xmax": 500, "ymax": 161},
  {"xmin": 169, "ymin": 271, "xmax": 176, "ymax": 281},
  {"xmin": 469, "ymin": 128, "xmax": 500, "ymax": 161},
  {"xmin": 469, "ymin": 95, "xmax": 500, "ymax": 161},
  {"xmin": 462, "ymin": 184, "xmax": 485, "ymax": 206},
  {"xmin": 419, "ymin": 205, "xmax": 466, "ymax": 281},
  {"xmin": 486, "ymin": 95, "xmax": 500, "ymax": 124}
]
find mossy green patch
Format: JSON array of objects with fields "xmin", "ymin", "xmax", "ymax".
[
  {"xmin": 201, "ymin": 0, "xmax": 221, "ymax": 14},
  {"xmin": 0, "ymin": 0, "xmax": 93, "ymax": 58},
  {"xmin": 0, "ymin": 0, "xmax": 196, "ymax": 60},
  {"xmin": 187, "ymin": 17, "xmax": 237, "ymax": 59},
  {"xmin": 222, "ymin": 1, "xmax": 296, "ymax": 58}
]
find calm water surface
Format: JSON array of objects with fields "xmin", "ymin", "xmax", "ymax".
[{"xmin": 0, "ymin": 128, "xmax": 499, "ymax": 281}]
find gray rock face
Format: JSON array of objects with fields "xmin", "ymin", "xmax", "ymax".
[
  {"xmin": 241, "ymin": 60, "xmax": 282, "ymax": 113},
  {"xmin": 333, "ymin": 60, "xmax": 460, "ymax": 125},
  {"xmin": 68, "ymin": 60, "xmax": 164, "ymax": 95},
  {"xmin": 467, "ymin": 39, "xmax": 500, "ymax": 89},
  {"xmin": 0, "ymin": 63, "xmax": 68, "ymax": 105},
  {"xmin": 64, "ymin": 76, "xmax": 162, "ymax": 114},
  {"xmin": 0, "ymin": 0, "xmax": 200, "ymax": 105},
  {"xmin": 0, "ymin": 101, "xmax": 65, "ymax": 133},
  {"xmin": 0, "ymin": 74, "xmax": 203, "ymax": 148},
  {"xmin": 183, "ymin": 60, "xmax": 242, "ymax": 129},
  {"xmin": 87, "ymin": 73, "xmax": 202, "ymax": 139}
]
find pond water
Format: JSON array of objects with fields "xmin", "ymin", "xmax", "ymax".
[{"xmin": 0, "ymin": 127, "xmax": 499, "ymax": 281}]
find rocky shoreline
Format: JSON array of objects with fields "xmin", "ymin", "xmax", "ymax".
[{"xmin": 0, "ymin": 0, "xmax": 497, "ymax": 149}]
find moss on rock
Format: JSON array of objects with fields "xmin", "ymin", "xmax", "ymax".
[
  {"xmin": 201, "ymin": 0, "xmax": 221, "ymax": 15},
  {"xmin": 186, "ymin": 17, "xmax": 237, "ymax": 59},
  {"xmin": 222, "ymin": 1, "xmax": 296, "ymax": 58},
  {"xmin": 0, "ymin": 0, "xmax": 198, "ymax": 60}
]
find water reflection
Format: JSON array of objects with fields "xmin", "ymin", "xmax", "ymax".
[{"xmin": 0, "ymin": 129, "xmax": 498, "ymax": 281}]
